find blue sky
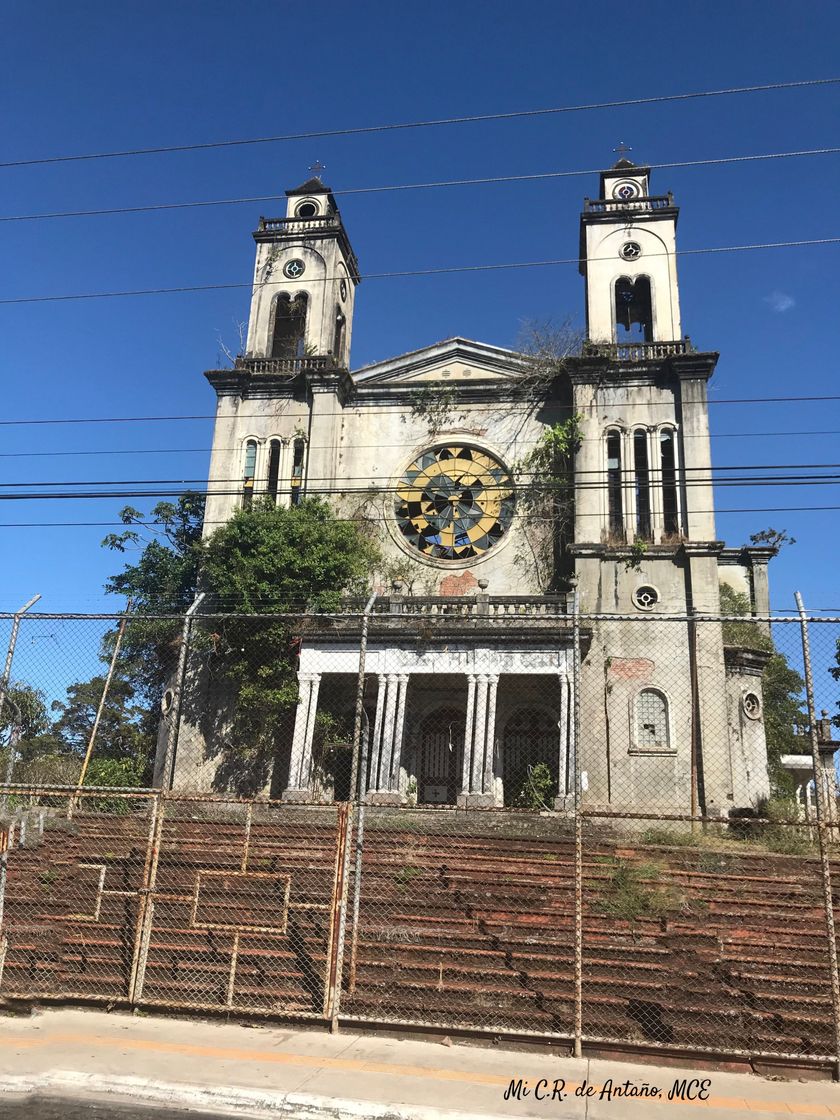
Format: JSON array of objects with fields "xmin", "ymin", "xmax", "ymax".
[{"xmin": 2, "ymin": 0, "xmax": 839, "ymax": 624}]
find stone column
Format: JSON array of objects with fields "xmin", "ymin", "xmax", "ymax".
[
  {"xmin": 377, "ymin": 674, "xmax": 399, "ymax": 787},
  {"xmin": 471, "ymin": 676, "xmax": 489, "ymax": 792},
  {"xmin": 461, "ymin": 674, "xmax": 477, "ymax": 800},
  {"xmin": 389, "ymin": 675, "xmax": 409, "ymax": 792},
  {"xmin": 648, "ymin": 428, "xmax": 663, "ymax": 542},
  {"xmin": 622, "ymin": 428, "xmax": 636, "ymax": 540},
  {"xmin": 463, "ymin": 674, "xmax": 496, "ymax": 809},
  {"xmin": 283, "ymin": 672, "xmax": 321, "ymax": 802},
  {"xmin": 482, "ymin": 675, "xmax": 499, "ymax": 799},
  {"xmin": 367, "ymin": 673, "xmax": 403, "ymax": 806},
  {"xmin": 554, "ymin": 671, "xmax": 573, "ymax": 812},
  {"xmin": 368, "ymin": 674, "xmax": 387, "ymax": 795}
]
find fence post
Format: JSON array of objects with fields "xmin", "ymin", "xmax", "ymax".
[
  {"xmin": 328, "ymin": 593, "xmax": 376, "ymax": 1028},
  {"xmin": 571, "ymin": 580, "xmax": 583, "ymax": 1060},
  {"xmin": 0, "ymin": 595, "xmax": 41, "ymax": 799},
  {"xmin": 128, "ymin": 792, "xmax": 165, "ymax": 1005},
  {"xmin": 159, "ymin": 593, "xmax": 205, "ymax": 790},
  {"xmin": 795, "ymin": 591, "xmax": 840, "ymax": 1080},
  {"xmin": 72, "ymin": 600, "xmax": 133, "ymax": 805}
]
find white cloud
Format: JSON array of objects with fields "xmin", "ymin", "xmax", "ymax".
[{"xmin": 764, "ymin": 290, "xmax": 795, "ymax": 313}]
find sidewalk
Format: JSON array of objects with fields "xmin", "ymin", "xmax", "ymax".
[{"xmin": 0, "ymin": 1008, "xmax": 837, "ymax": 1119}]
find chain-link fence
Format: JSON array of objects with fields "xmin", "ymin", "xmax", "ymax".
[{"xmin": 0, "ymin": 605, "xmax": 838, "ymax": 1070}]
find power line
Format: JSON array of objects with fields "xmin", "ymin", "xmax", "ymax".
[
  {"xmin": 5, "ymin": 144, "xmax": 840, "ymax": 224},
  {"xmin": 2, "ymin": 391, "xmax": 840, "ymax": 429},
  {"xmin": 4, "ymin": 462, "xmax": 840, "ymax": 488},
  {"xmin": 3, "ymin": 78, "xmax": 837, "ymax": 170},
  {"xmin": 0, "ymin": 505, "xmax": 837, "ymax": 528},
  {"xmin": 2, "ymin": 475, "xmax": 840, "ymax": 501},
  {"xmin": 1, "ymin": 430, "xmax": 839, "ymax": 458},
  {"xmin": 1, "ymin": 236, "xmax": 838, "ymax": 306}
]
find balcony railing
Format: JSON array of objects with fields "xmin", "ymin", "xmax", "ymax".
[
  {"xmin": 234, "ymin": 355, "xmax": 333, "ymax": 375},
  {"xmin": 582, "ymin": 339, "xmax": 693, "ymax": 362},
  {"xmin": 583, "ymin": 194, "xmax": 674, "ymax": 214},
  {"xmin": 258, "ymin": 215, "xmax": 342, "ymax": 235}
]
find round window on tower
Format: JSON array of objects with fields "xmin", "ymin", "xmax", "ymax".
[
  {"xmin": 632, "ymin": 585, "xmax": 660, "ymax": 611},
  {"xmin": 742, "ymin": 692, "xmax": 762, "ymax": 720},
  {"xmin": 295, "ymin": 200, "xmax": 319, "ymax": 218},
  {"xmin": 612, "ymin": 179, "xmax": 642, "ymax": 202},
  {"xmin": 620, "ymin": 241, "xmax": 642, "ymax": 261}
]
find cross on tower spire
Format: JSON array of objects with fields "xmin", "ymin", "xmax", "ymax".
[
  {"xmin": 613, "ymin": 141, "xmax": 632, "ymax": 158},
  {"xmin": 308, "ymin": 159, "xmax": 326, "ymax": 176}
]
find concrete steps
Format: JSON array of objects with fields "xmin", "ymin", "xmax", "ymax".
[{"xmin": 0, "ymin": 808, "xmax": 835, "ymax": 1057}]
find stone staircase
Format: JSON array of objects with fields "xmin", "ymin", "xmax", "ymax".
[{"xmin": 0, "ymin": 806, "xmax": 836, "ymax": 1062}]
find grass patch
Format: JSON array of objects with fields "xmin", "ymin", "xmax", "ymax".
[
  {"xmin": 641, "ymin": 827, "xmax": 697, "ymax": 848},
  {"xmin": 394, "ymin": 865, "xmax": 422, "ymax": 887},
  {"xmin": 596, "ymin": 858, "xmax": 683, "ymax": 922}
]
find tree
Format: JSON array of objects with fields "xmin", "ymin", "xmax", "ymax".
[
  {"xmin": 719, "ymin": 583, "xmax": 805, "ymax": 796},
  {"xmin": 1, "ymin": 684, "xmax": 49, "ymax": 744},
  {"xmin": 829, "ymin": 639, "xmax": 840, "ymax": 732},
  {"xmin": 198, "ymin": 497, "xmax": 380, "ymax": 760},
  {"xmin": 749, "ymin": 527, "xmax": 796, "ymax": 550},
  {"xmin": 102, "ymin": 494, "xmax": 205, "ymax": 729},
  {"xmin": 49, "ymin": 674, "xmax": 150, "ymax": 765}
]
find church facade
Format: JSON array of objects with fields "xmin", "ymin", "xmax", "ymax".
[{"xmin": 158, "ymin": 162, "xmax": 775, "ymax": 818}]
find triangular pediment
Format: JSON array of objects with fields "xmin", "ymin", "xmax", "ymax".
[{"xmin": 351, "ymin": 337, "xmax": 526, "ymax": 387}]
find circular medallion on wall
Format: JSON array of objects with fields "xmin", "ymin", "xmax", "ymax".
[
  {"xmin": 742, "ymin": 692, "xmax": 762, "ymax": 720},
  {"xmin": 632, "ymin": 585, "xmax": 660, "ymax": 611},
  {"xmin": 620, "ymin": 241, "xmax": 642, "ymax": 261},
  {"xmin": 339, "ymin": 278, "xmax": 348, "ymax": 302},
  {"xmin": 612, "ymin": 179, "xmax": 641, "ymax": 201},
  {"xmin": 394, "ymin": 445, "xmax": 515, "ymax": 561},
  {"xmin": 283, "ymin": 258, "xmax": 306, "ymax": 279}
]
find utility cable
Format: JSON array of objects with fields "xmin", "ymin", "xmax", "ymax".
[
  {"xmin": 2, "ymin": 391, "xmax": 840, "ymax": 428},
  {"xmin": 4, "ymin": 462, "xmax": 840, "ymax": 487},
  {"xmin": 1, "ymin": 505, "xmax": 838, "ymax": 528},
  {"xmin": 4, "ymin": 144, "xmax": 840, "ymax": 224},
  {"xmin": 1, "ymin": 430, "xmax": 839, "ymax": 458},
  {"xmin": 1, "ymin": 235, "xmax": 838, "ymax": 306},
  {"xmin": 3, "ymin": 78, "xmax": 837, "ymax": 169}
]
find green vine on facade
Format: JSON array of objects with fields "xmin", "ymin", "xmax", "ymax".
[
  {"xmin": 513, "ymin": 414, "xmax": 582, "ymax": 591},
  {"xmin": 408, "ymin": 384, "xmax": 466, "ymax": 434}
]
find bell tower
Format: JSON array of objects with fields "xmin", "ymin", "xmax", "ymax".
[
  {"xmin": 245, "ymin": 176, "xmax": 360, "ymax": 368},
  {"xmin": 580, "ymin": 158, "xmax": 682, "ymax": 343}
]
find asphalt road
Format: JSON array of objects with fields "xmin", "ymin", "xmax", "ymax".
[{"xmin": 0, "ymin": 1099, "xmax": 227, "ymax": 1120}]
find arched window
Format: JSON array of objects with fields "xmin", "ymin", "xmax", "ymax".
[
  {"xmin": 290, "ymin": 438, "xmax": 306, "ymax": 506},
  {"xmin": 333, "ymin": 308, "xmax": 346, "ymax": 362},
  {"xmin": 614, "ymin": 276, "xmax": 653, "ymax": 341},
  {"xmin": 267, "ymin": 439, "xmax": 282, "ymax": 503},
  {"xmin": 270, "ymin": 292, "xmax": 308, "ymax": 359},
  {"xmin": 634, "ymin": 429, "xmax": 651, "ymax": 540},
  {"xmin": 242, "ymin": 439, "xmax": 257, "ymax": 508},
  {"xmin": 606, "ymin": 430, "xmax": 624, "ymax": 539},
  {"xmin": 659, "ymin": 428, "xmax": 679, "ymax": 536},
  {"xmin": 635, "ymin": 689, "xmax": 670, "ymax": 750}
]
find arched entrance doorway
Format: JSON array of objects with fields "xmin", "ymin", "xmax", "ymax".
[
  {"xmin": 417, "ymin": 707, "xmax": 463, "ymax": 805},
  {"xmin": 502, "ymin": 708, "xmax": 560, "ymax": 808}
]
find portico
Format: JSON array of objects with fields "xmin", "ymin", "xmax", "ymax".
[{"xmin": 282, "ymin": 641, "xmax": 575, "ymax": 809}]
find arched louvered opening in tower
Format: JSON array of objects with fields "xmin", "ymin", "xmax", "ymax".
[
  {"xmin": 270, "ymin": 293, "xmax": 308, "ymax": 359},
  {"xmin": 614, "ymin": 276, "xmax": 653, "ymax": 342}
]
